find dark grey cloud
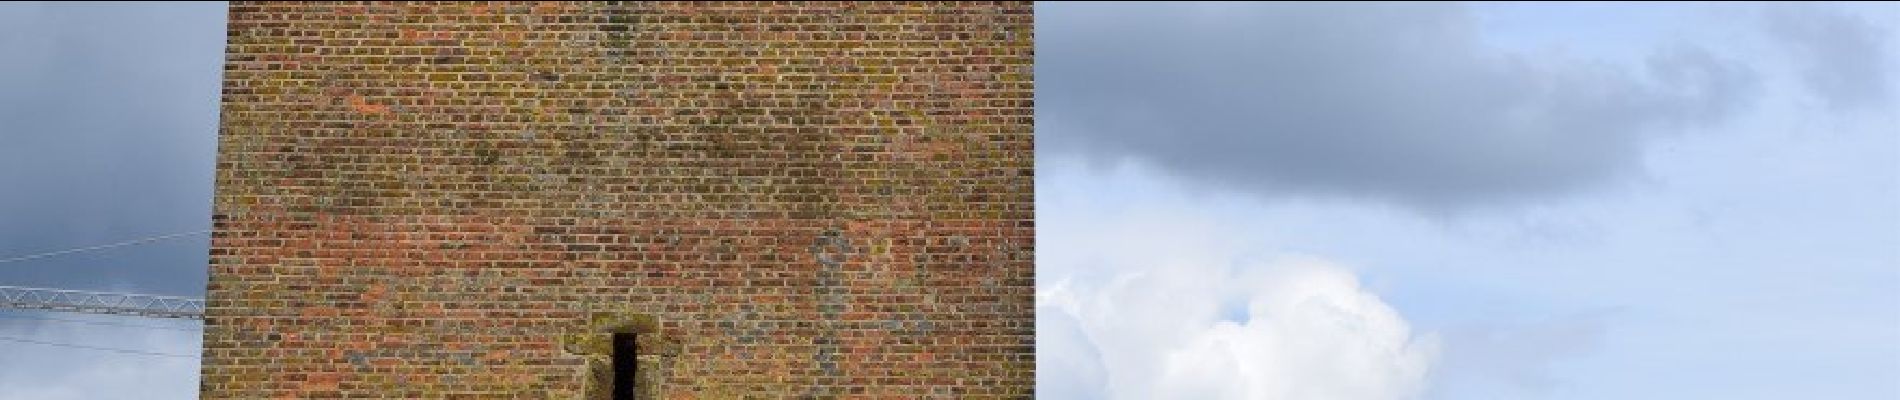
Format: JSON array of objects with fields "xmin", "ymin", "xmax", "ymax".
[
  {"xmin": 1038, "ymin": 2, "xmax": 1757, "ymax": 210},
  {"xmin": 0, "ymin": 2, "xmax": 221, "ymax": 395},
  {"xmin": 1762, "ymin": 3, "xmax": 1895, "ymax": 112},
  {"xmin": 0, "ymin": 1, "xmax": 224, "ymax": 297}
]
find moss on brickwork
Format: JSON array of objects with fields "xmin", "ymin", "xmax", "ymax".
[
  {"xmin": 205, "ymin": 1, "xmax": 1033, "ymax": 398},
  {"xmin": 560, "ymin": 310, "xmax": 675, "ymax": 400}
]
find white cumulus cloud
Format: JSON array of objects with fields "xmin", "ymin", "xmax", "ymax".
[{"xmin": 1037, "ymin": 206, "xmax": 1438, "ymax": 400}]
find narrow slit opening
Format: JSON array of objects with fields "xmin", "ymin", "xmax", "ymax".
[{"xmin": 612, "ymin": 332, "xmax": 638, "ymax": 400}]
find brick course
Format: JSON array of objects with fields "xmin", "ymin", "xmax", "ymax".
[{"xmin": 202, "ymin": 2, "xmax": 1032, "ymax": 398}]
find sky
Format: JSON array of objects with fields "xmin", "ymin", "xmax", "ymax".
[
  {"xmin": 0, "ymin": 2, "xmax": 1895, "ymax": 399},
  {"xmin": 1037, "ymin": 2, "xmax": 1898, "ymax": 399},
  {"xmin": 0, "ymin": 2, "xmax": 221, "ymax": 399}
]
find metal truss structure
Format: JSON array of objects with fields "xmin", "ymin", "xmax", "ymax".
[{"xmin": 0, "ymin": 285, "xmax": 203, "ymax": 320}]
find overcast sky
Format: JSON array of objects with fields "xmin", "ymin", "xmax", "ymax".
[
  {"xmin": 0, "ymin": 2, "xmax": 220, "ymax": 399},
  {"xmin": 1039, "ymin": 2, "xmax": 1898, "ymax": 399},
  {"xmin": 0, "ymin": 2, "xmax": 1895, "ymax": 399}
]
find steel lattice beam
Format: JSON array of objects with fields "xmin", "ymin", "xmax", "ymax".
[{"xmin": 0, "ymin": 286, "xmax": 203, "ymax": 320}]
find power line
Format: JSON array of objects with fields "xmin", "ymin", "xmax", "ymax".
[
  {"xmin": 0, "ymin": 334, "xmax": 197, "ymax": 358},
  {"xmin": 0, "ymin": 312, "xmax": 200, "ymax": 331},
  {"xmin": 0, "ymin": 229, "xmax": 210, "ymax": 265}
]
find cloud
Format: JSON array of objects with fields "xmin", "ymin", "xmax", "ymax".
[
  {"xmin": 1038, "ymin": 2, "xmax": 1757, "ymax": 211},
  {"xmin": 1761, "ymin": 2, "xmax": 1895, "ymax": 111},
  {"xmin": 0, "ymin": 312, "xmax": 201, "ymax": 400},
  {"xmin": 1037, "ymin": 209, "xmax": 1437, "ymax": 399},
  {"xmin": 0, "ymin": 3, "xmax": 220, "ymax": 396},
  {"xmin": 0, "ymin": 2, "xmax": 223, "ymax": 295}
]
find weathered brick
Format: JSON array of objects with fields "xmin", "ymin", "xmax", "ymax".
[{"xmin": 203, "ymin": 1, "xmax": 1033, "ymax": 398}]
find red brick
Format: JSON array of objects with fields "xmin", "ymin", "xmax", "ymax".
[{"xmin": 203, "ymin": 1, "xmax": 1033, "ymax": 398}]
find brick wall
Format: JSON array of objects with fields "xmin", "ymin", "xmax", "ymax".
[{"xmin": 202, "ymin": 2, "xmax": 1033, "ymax": 398}]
